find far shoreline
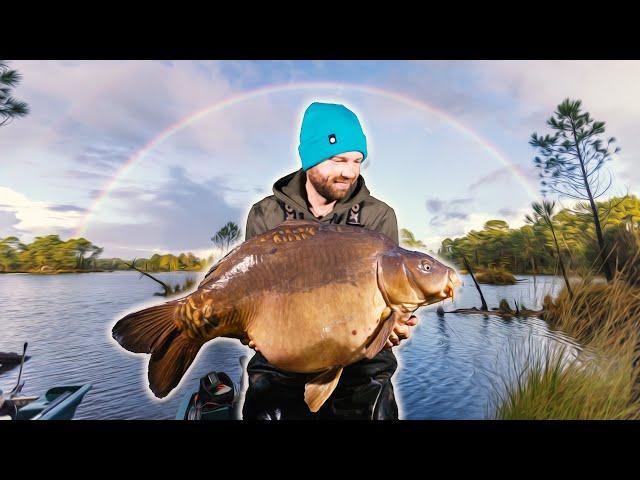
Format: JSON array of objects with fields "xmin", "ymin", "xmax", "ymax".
[{"xmin": 0, "ymin": 269, "xmax": 205, "ymax": 275}]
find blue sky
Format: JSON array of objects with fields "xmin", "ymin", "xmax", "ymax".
[{"xmin": 1, "ymin": 60, "xmax": 637, "ymax": 259}]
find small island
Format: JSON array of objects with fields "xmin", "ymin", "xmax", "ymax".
[{"xmin": 474, "ymin": 268, "xmax": 517, "ymax": 285}]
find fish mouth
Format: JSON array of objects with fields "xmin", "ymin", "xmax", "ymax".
[
  {"xmin": 439, "ymin": 270, "xmax": 460, "ymax": 300},
  {"xmin": 449, "ymin": 270, "xmax": 461, "ymax": 288}
]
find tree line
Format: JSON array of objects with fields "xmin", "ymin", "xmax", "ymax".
[
  {"xmin": 438, "ymin": 195, "xmax": 640, "ymax": 276},
  {"xmin": 0, "ymin": 234, "xmax": 212, "ymax": 273}
]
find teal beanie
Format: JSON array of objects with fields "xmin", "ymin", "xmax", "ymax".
[{"xmin": 298, "ymin": 102, "xmax": 368, "ymax": 171}]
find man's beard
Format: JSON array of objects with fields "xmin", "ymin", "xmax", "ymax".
[{"xmin": 307, "ymin": 170, "xmax": 355, "ymax": 202}]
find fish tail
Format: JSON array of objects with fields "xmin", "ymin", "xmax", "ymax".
[
  {"xmin": 148, "ymin": 331, "xmax": 204, "ymax": 398},
  {"xmin": 112, "ymin": 301, "xmax": 204, "ymax": 398},
  {"xmin": 112, "ymin": 301, "xmax": 180, "ymax": 354}
]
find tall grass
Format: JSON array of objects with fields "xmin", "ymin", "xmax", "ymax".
[
  {"xmin": 494, "ymin": 246, "xmax": 640, "ymax": 419},
  {"xmin": 494, "ymin": 340, "xmax": 640, "ymax": 419}
]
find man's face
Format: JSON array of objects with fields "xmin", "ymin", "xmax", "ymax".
[{"xmin": 306, "ymin": 151, "xmax": 363, "ymax": 202}]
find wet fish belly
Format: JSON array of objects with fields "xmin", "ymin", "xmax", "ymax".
[{"xmin": 247, "ymin": 282, "xmax": 389, "ymax": 372}]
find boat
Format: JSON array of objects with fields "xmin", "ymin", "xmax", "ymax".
[
  {"xmin": 6, "ymin": 384, "xmax": 93, "ymax": 420},
  {"xmin": 175, "ymin": 356, "xmax": 248, "ymax": 420},
  {"xmin": 0, "ymin": 343, "xmax": 92, "ymax": 420}
]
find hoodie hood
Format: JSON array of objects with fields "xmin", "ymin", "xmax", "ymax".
[{"xmin": 272, "ymin": 168, "xmax": 371, "ymax": 220}]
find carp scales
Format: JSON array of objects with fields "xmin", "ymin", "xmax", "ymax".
[{"xmin": 112, "ymin": 219, "xmax": 461, "ymax": 412}]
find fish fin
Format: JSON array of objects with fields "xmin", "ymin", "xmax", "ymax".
[
  {"xmin": 364, "ymin": 310, "xmax": 399, "ymax": 359},
  {"xmin": 112, "ymin": 301, "xmax": 180, "ymax": 354},
  {"xmin": 148, "ymin": 332, "xmax": 204, "ymax": 398},
  {"xmin": 304, "ymin": 366, "xmax": 344, "ymax": 413}
]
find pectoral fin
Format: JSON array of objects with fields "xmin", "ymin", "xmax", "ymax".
[
  {"xmin": 364, "ymin": 309, "xmax": 399, "ymax": 359},
  {"xmin": 304, "ymin": 366, "xmax": 344, "ymax": 413}
]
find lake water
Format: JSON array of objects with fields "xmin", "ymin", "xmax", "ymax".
[{"xmin": 0, "ymin": 271, "xmax": 578, "ymax": 419}]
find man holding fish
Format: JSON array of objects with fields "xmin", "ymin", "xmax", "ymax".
[
  {"xmin": 111, "ymin": 102, "xmax": 460, "ymax": 420},
  {"xmin": 241, "ymin": 102, "xmax": 419, "ymax": 419}
]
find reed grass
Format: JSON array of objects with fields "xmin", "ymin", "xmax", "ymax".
[{"xmin": 494, "ymin": 249, "xmax": 640, "ymax": 419}]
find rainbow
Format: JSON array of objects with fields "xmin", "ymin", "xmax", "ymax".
[{"xmin": 73, "ymin": 81, "xmax": 538, "ymax": 237}]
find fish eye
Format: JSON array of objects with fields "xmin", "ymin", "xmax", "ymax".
[{"xmin": 419, "ymin": 260, "xmax": 432, "ymax": 273}]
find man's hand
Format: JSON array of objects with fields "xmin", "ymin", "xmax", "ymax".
[
  {"xmin": 385, "ymin": 315, "xmax": 419, "ymax": 349},
  {"xmin": 241, "ymin": 336, "xmax": 260, "ymax": 352}
]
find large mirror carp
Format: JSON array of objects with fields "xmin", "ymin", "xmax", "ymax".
[{"xmin": 112, "ymin": 219, "xmax": 460, "ymax": 412}]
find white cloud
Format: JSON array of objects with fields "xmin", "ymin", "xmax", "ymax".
[
  {"xmin": 420, "ymin": 206, "xmax": 532, "ymax": 251},
  {"xmin": 0, "ymin": 186, "xmax": 83, "ymax": 235},
  {"xmin": 473, "ymin": 61, "xmax": 640, "ymax": 117},
  {"xmin": 421, "ymin": 212, "xmax": 496, "ymax": 248},
  {"xmin": 470, "ymin": 60, "xmax": 640, "ymax": 191}
]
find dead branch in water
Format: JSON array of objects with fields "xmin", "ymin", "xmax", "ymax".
[
  {"xmin": 445, "ymin": 307, "xmax": 545, "ymax": 318},
  {"xmin": 124, "ymin": 259, "xmax": 170, "ymax": 296},
  {"xmin": 462, "ymin": 255, "xmax": 488, "ymax": 310}
]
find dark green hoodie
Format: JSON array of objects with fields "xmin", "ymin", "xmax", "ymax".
[{"xmin": 244, "ymin": 168, "xmax": 399, "ymax": 245}]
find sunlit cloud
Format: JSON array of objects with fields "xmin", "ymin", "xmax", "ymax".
[{"xmin": 0, "ymin": 186, "xmax": 84, "ymax": 235}]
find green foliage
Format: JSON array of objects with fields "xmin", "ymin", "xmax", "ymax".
[
  {"xmin": 0, "ymin": 61, "xmax": 29, "ymax": 127},
  {"xmin": 530, "ymin": 98, "xmax": 618, "ymax": 201},
  {"xmin": 526, "ymin": 199, "xmax": 573, "ymax": 296},
  {"xmin": 211, "ymin": 221, "xmax": 242, "ymax": 253},
  {"xmin": 0, "ymin": 235, "xmax": 210, "ymax": 273},
  {"xmin": 131, "ymin": 251, "xmax": 207, "ymax": 272},
  {"xmin": 400, "ymin": 228, "xmax": 427, "ymax": 249},
  {"xmin": 439, "ymin": 195, "xmax": 640, "ymax": 275},
  {"xmin": 531, "ymin": 98, "xmax": 618, "ymax": 281},
  {"xmin": 5, "ymin": 235, "xmax": 102, "ymax": 272},
  {"xmin": 476, "ymin": 269, "xmax": 517, "ymax": 285}
]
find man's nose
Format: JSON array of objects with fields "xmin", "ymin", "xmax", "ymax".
[{"xmin": 341, "ymin": 164, "xmax": 359, "ymax": 179}]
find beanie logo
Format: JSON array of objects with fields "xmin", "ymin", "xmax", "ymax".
[{"xmin": 328, "ymin": 133, "xmax": 337, "ymax": 144}]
